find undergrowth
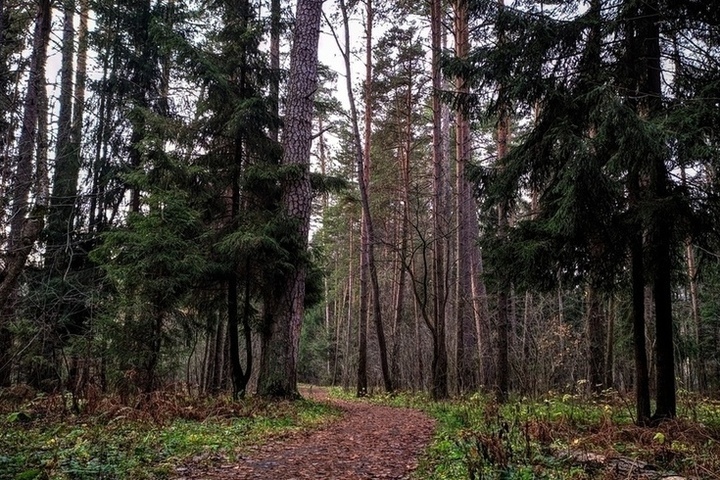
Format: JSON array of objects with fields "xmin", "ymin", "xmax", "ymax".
[
  {"xmin": 0, "ymin": 387, "xmax": 339, "ymax": 480},
  {"xmin": 330, "ymin": 386, "xmax": 720, "ymax": 479}
]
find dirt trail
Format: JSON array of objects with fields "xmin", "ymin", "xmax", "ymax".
[{"xmin": 176, "ymin": 387, "xmax": 436, "ymax": 479}]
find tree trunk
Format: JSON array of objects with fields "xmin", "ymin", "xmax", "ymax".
[
  {"xmin": 210, "ymin": 312, "xmax": 226, "ymax": 393},
  {"xmin": 227, "ymin": 177, "xmax": 244, "ymax": 398},
  {"xmin": 362, "ymin": 0, "xmax": 392, "ymax": 394},
  {"xmin": 430, "ymin": 0, "xmax": 449, "ymax": 400},
  {"xmin": 470, "ymin": 216, "xmax": 490, "ymax": 386},
  {"xmin": 494, "ymin": 0, "xmax": 510, "ymax": 402},
  {"xmin": 0, "ymin": 0, "xmax": 51, "ymax": 302},
  {"xmin": 586, "ymin": 284, "xmax": 606, "ymax": 393},
  {"xmin": 344, "ymin": 225, "xmax": 355, "ymax": 389},
  {"xmin": 46, "ymin": 0, "xmax": 77, "ymax": 264},
  {"xmin": 128, "ymin": 0, "xmax": 152, "ymax": 214},
  {"xmin": 335, "ymin": 0, "xmax": 392, "ymax": 395},
  {"xmin": 629, "ymin": 171, "xmax": 651, "ymax": 425},
  {"xmin": 0, "ymin": 0, "xmax": 51, "ymax": 314},
  {"xmin": 637, "ymin": 0, "xmax": 675, "ymax": 421},
  {"xmin": 454, "ymin": 0, "xmax": 478, "ymax": 394},
  {"xmin": 257, "ymin": 0, "xmax": 322, "ymax": 399},
  {"xmin": 391, "ymin": 122, "xmax": 410, "ymax": 387},
  {"xmin": 604, "ymin": 296, "xmax": 615, "ymax": 389},
  {"xmin": 269, "ymin": 0, "xmax": 280, "ymax": 142}
]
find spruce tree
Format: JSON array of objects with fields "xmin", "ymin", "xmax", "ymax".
[{"xmin": 457, "ymin": 0, "xmax": 719, "ymax": 421}]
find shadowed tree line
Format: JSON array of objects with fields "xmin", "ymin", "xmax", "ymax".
[{"xmin": 1, "ymin": 0, "xmax": 720, "ymax": 427}]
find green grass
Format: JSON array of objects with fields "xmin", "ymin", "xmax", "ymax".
[
  {"xmin": 0, "ymin": 392, "xmax": 339, "ymax": 480},
  {"xmin": 329, "ymin": 387, "xmax": 720, "ymax": 479}
]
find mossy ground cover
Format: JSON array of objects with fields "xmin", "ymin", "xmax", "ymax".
[
  {"xmin": 0, "ymin": 386, "xmax": 339, "ymax": 480},
  {"xmin": 330, "ymin": 387, "xmax": 720, "ymax": 479}
]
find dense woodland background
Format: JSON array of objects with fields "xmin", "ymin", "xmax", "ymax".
[{"xmin": 1, "ymin": 0, "xmax": 719, "ymax": 425}]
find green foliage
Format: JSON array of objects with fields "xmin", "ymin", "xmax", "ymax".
[
  {"xmin": 0, "ymin": 395, "xmax": 339, "ymax": 480},
  {"xmin": 328, "ymin": 388, "xmax": 720, "ymax": 479},
  {"xmin": 298, "ymin": 304, "xmax": 332, "ymax": 385}
]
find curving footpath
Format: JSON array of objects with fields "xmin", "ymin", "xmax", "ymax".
[{"xmin": 177, "ymin": 387, "xmax": 436, "ymax": 479}]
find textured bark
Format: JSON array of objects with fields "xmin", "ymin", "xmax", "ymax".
[
  {"xmin": 629, "ymin": 172, "xmax": 651, "ymax": 425},
  {"xmin": 643, "ymin": 2, "xmax": 676, "ymax": 420},
  {"xmin": 334, "ymin": 0, "xmax": 391, "ymax": 395},
  {"xmin": 391, "ymin": 83, "xmax": 412, "ymax": 388},
  {"xmin": 257, "ymin": 0, "xmax": 322, "ymax": 399},
  {"xmin": 604, "ymin": 297, "xmax": 615, "ymax": 388},
  {"xmin": 583, "ymin": 0, "xmax": 607, "ymax": 396},
  {"xmin": 469, "ymin": 215, "xmax": 490, "ymax": 386},
  {"xmin": 454, "ymin": 0, "xmax": 479, "ymax": 394},
  {"xmin": 210, "ymin": 312, "xmax": 226, "ymax": 394},
  {"xmin": 72, "ymin": 0, "xmax": 88, "ymax": 190},
  {"xmin": 269, "ymin": 0, "xmax": 280, "ymax": 142},
  {"xmin": 494, "ymin": 0, "xmax": 510, "ymax": 402},
  {"xmin": 0, "ymin": 0, "xmax": 51, "ymax": 314},
  {"xmin": 362, "ymin": 0, "xmax": 392, "ymax": 394},
  {"xmin": 686, "ymin": 240, "xmax": 704, "ymax": 390},
  {"xmin": 227, "ymin": 170, "xmax": 246, "ymax": 398},
  {"xmin": 46, "ymin": 0, "xmax": 77, "ymax": 263},
  {"xmin": 128, "ymin": 0, "xmax": 152, "ymax": 214},
  {"xmin": 227, "ymin": 0, "xmax": 253, "ymax": 401},
  {"xmin": 430, "ymin": 0, "xmax": 449, "ymax": 400},
  {"xmin": 585, "ymin": 285, "xmax": 606, "ymax": 393},
  {"xmin": 28, "ymin": 23, "xmax": 53, "ymax": 391}
]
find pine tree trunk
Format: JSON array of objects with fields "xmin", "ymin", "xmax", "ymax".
[
  {"xmin": 269, "ymin": 0, "xmax": 280, "ymax": 142},
  {"xmin": 128, "ymin": 0, "xmax": 152, "ymax": 214},
  {"xmin": 257, "ymin": 0, "xmax": 322, "ymax": 399},
  {"xmin": 0, "ymin": 0, "xmax": 51, "ymax": 314},
  {"xmin": 29, "ymin": 26, "xmax": 52, "ymax": 391},
  {"xmin": 210, "ymin": 312, "xmax": 226, "ymax": 393},
  {"xmin": 391, "ymin": 122, "xmax": 411, "ymax": 387},
  {"xmin": 604, "ymin": 296, "xmax": 615, "ymax": 388},
  {"xmin": 47, "ymin": 0, "xmax": 77, "ymax": 263},
  {"xmin": 586, "ymin": 284, "xmax": 606, "ymax": 393},
  {"xmin": 686, "ymin": 241, "xmax": 704, "ymax": 390},
  {"xmin": 470, "ymin": 219, "xmax": 490, "ymax": 386},
  {"xmin": 454, "ymin": 0, "xmax": 479, "ymax": 394},
  {"xmin": 227, "ymin": 178, "xmax": 244, "ymax": 398},
  {"xmin": 494, "ymin": 0, "xmax": 510, "ymax": 402},
  {"xmin": 430, "ymin": 0, "xmax": 449, "ymax": 400},
  {"xmin": 336, "ymin": 0, "xmax": 391, "ymax": 394},
  {"xmin": 362, "ymin": 0, "xmax": 392, "ymax": 394},
  {"xmin": 638, "ymin": 0, "xmax": 675, "ymax": 421},
  {"xmin": 629, "ymin": 171, "xmax": 651, "ymax": 425}
]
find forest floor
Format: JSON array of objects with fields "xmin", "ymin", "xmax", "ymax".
[
  {"xmin": 4, "ymin": 385, "xmax": 720, "ymax": 479},
  {"xmin": 174, "ymin": 386, "xmax": 436, "ymax": 479}
]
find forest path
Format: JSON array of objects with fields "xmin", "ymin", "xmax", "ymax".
[{"xmin": 177, "ymin": 386, "xmax": 436, "ymax": 479}]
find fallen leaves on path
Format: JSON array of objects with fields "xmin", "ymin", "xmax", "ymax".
[{"xmin": 175, "ymin": 388, "xmax": 435, "ymax": 479}]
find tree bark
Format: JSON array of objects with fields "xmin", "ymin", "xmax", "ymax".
[
  {"xmin": 633, "ymin": 0, "xmax": 676, "ymax": 421},
  {"xmin": 629, "ymin": 172, "xmax": 651, "ymax": 425},
  {"xmin": 362, "ymin": 0, "xmax": 392, "ymax": 394},
  {"xmin": 269, "ymin": 0, "xmax": 280, "ymax": 142},
  {"xmin": 494, "ymin": 0, "xmax": 510, "ymax": 402},
  {"xmin": 585, "ymin": 284, "xmax": 606, "ymax": 393},
  {"xmin": 46, "ymin": 0, "xmax": 77, "ymax": 264},
  {"xmin": 334, "ymin": 0, "xmax": 392, "ymax": 395},
  {"xmin": 0, "ymin": 0, "xmax": 51, "ymax": 314},
  {"xmin": 430, "ymin": 0, "xmax": 449, "ymax": 400},
  {"xmin": 454, "ymin": 0, "xmax": 479, "ymax": 394},
  {"xmin": 257, "ymin": 0, "xmax": 323, "ymax": 399}
]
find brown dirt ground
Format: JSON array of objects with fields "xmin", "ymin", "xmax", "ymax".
[{"xmin": 174, "ymin": 386, "xmax": 436, "ymax": 479}]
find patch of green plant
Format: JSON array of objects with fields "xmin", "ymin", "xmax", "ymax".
[
  {"xmin": 0, "ymin": 397, "xmax": 339, "ymax": 480},
  {"xmin": 331, "ymin": 387, "xmax": 720, "ymax": 479},
  {"xmin": 414, "ymin": 398, "xmax": 590, "ymax": 480}
]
